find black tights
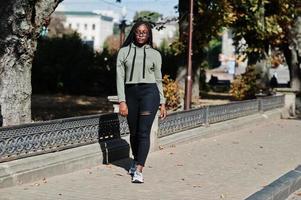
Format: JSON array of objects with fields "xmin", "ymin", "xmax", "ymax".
[{"xmin": 125, "ymin": 83, "xmax": 160, "ymax": 166}]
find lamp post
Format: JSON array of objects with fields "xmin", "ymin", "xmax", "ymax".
[
  {"xmin": 119, "ymin": 6, "xmax": 127, "ymax": 47},
  {"xmin": 184, "ymin": 0, "xmax": 194, "ymax": 110}
]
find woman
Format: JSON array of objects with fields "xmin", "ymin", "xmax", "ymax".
[{"xmin": 116, "ymin": 21, "xmax": 167, "ymax": 183}]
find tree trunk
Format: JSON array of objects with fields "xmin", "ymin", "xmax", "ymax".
[
  {"xmin": 177, "ymin": 0, "xmax": 200, "ymax": 108},
  {"xmin": 283, "ymin": 46, "xmax": 301, "ymax": 92},
  {"xmin": 176, "ymin": 63, "xmax": 200, "ymax": 109},
  {"xmin": 246, "ymin": 40, "xmax": 271, "ymax": 92},
  {"xmin": 283, "ymin": 16, "xmax": 301, "ymax": 92},
  {"xmin": 0, "ymin": 0, "xmax": 61, "ymax": 126}
]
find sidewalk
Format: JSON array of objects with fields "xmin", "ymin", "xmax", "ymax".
[
  {"xmin": 287, "ymin": 189, "xmax": 301, "ymax": 200},
  {"xmin": 287, "ymin": 188, "xmax": 301, "ymax": 200},
  {"xmin": 0, "ymin": 119, "xmax": 301, "ymax": 200}
]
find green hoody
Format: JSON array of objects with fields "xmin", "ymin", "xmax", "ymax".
[{"xmin": 116, "ymin": 43, "xmax": 165, "ymax": 104}]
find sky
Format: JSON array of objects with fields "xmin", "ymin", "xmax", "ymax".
[{"xmin": 57, "ymin": 0, "xmax": 179, "ymax": 21}]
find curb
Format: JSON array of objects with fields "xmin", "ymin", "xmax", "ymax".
[
  {"xmin": 245, "ymin": 165, "xmax": 301, "ymax": 200},
  {"xmin": 0, "ymin": 138, "xmax": 130, "ymax": 189}
]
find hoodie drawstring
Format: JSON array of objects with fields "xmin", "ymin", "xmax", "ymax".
[
  {"xmin": 129, "ymin": 46, "xmax": 136, "ymax": 81},
  {"xmin": 143, "ymin": 47, "xmax": 146, "ymax": 79}
]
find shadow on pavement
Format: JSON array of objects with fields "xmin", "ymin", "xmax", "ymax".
[
  {"xmin": 97, "ymin": 113, "xmax": 130, "ymax": 171},
  {"xmin": 111, "ymin": 157, "xmax": 134, "ymax": 173}
]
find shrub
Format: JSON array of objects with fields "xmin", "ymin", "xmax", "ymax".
[
  {"xmin": 230, "ymin": 66, "xmax": 260, "ymax": 100},
  {"xmin": 162, "ymin": 75, "xmax": 181, "ymax": 110},
  {"xmin": 32, "ymin": 33, "xmax": 117, "ymax": 96}
]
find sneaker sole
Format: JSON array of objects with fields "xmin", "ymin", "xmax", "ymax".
[{"xmin": 132, "ymin": 180, "xmax": 144, "ymax": 183}]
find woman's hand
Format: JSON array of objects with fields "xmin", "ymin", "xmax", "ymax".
[
  {"xmin": 159, "ymin": 104, "xmax": 167, "ymax": 120},
  {"xmin": 119, "ymin": 102, "xmax": 128, "ymax": 116}
]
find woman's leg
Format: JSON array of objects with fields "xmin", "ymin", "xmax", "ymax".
[
  {"xmin": 136, "ymin": 84, "xmax": 160, "ymax": 171},
  {"xmin": 125, "ymin": 86, "xmax": 139, "ymax": 162}
]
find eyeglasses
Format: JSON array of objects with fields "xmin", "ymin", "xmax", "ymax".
[{"xmin": 135, "ymin": 31, "xmax": 149, "ymax": 37}]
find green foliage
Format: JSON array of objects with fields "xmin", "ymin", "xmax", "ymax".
[
  {"xmin": 230, "ymin": 65, "xmax": 260, "ymax": 100},
  {"xmin": 206, "ymin": 38, "xmax": 222, "ymax": 69},
  {"xmin": 199, "ymin": 64, "xmax": 210, "ymax": 92},
  {"xmin": 176, "ymin": 0, "xmax": 300, "ymax": 94},
  {"xmin": 32, "ymin": 33, "xmax": 117, "ymax": 96},
  {"xmin": 47, "ymin": 14, "xmax": 74, "ymax": 38},
  {"xmin": 169, "ymin": 0, "xmax": 237, "ymax": 83},
  {"xmin": 162, "ymin": 75, "xmax": 181, "ymax": 110},
  {"xmin": 112, "ymin": 23, "xmax": 132, "ymax": 36},
  {"xmin": 178, "ymin": 0, "xmax": 237, "ymax": 56},
  {"xmin": 230, "ymin": 0, "xmax": 298, "ymax": 63},
  {"xmin": 103, "ymin": 35, "xmax": 119, "ymax": 55},
  {"xmin": 158, "ymin": 42, "xmax": 183, "ymax": 80},
  {"xmin": 133, "ymin": 11, "xmax": 162, "ymax": 23},
  {"xmin": 177, "ymin": 0, "xmax": 299, "ymax": 62},
  {"xmin": 94, "ymin": 49, "xmax": 118, "ymax": 95},
  {"xmin": 159, "ymin": 38, "xmax": 170, "ymax": 54}
]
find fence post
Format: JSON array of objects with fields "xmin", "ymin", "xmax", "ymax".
[
  {"xmin": 258, "ymin": 98, "xmax": 263, "ymax": 112},
  {"xmin": 275, "ymin": 88, "xmax": 298, "ymax": 118}
]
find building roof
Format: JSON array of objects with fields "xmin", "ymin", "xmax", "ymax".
[{"xmin": 54, "ymin": 11, "xmax": 113, "ymax": 21}]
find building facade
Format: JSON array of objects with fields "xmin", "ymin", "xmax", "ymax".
[{"xmin": 55, "ymin": 11, "xmax": 114, "ymax": 51}]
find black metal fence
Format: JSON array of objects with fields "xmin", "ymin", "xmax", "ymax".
[
  {"xmin": 158, "ymin": 95, "xmax": 284, "ymax": 138},
  {"xmin": 0, "ymin": 114, "xmax": 128, "ymax": 162},
  {"xmin": 260, "ymin": 95, "xmax": 285, "ymax": 111},
  {"xmin": 0, "ymin": 95, "xmax": 284, "ymax": 162}
]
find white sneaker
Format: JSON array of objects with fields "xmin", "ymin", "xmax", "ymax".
[
  {"xmin": 128, "ymin": 161, "xmax": 136, "ymax": 176},
  {"xmin": 132, "ymin": 171, "xmax": 144, "ymax": 183}
]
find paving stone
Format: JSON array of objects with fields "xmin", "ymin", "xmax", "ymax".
[{"xmin": 1, "ymin": 119, "xmax": 301, "ymax": 200}]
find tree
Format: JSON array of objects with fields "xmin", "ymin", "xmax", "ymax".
[
  {"xmin": 32, "ymin": 33, "xmax": 96, "ymax": 95},
  {"xmin": 133, "ymin": 11, "xmax": 162, "ymax": 23},
  {"xmin": 177, "ymin": 0, "xmax": 301, "ymax": 93},
  {"xmin": 229, "ymin": 0, "xmax": 301, "ymax": 91},
  {"xmin": 178, "ymin": 0, "xmax": 236, "ymax": 53},
  {"xmin": 0, "ymin": 0, "xmax": 62, "ymax": 126},
  {"xmin": 103, "ymin": 35, "xmax": 120, "ymax": 55},
  {"xmin": 176, "ymin": 0, "xmax": 236, "ymax": 105},
  {"xmin": 282, "ymin": 7, "xmax": 301, "ymax": 92},
  {"xmin": 47, "ymin": 13, "xmax": 74, "ymax": 38}
]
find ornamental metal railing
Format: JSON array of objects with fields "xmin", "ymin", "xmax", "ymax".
[
  {"xmin": 157, "ymin": 107, "xmax": 207, "ymax": 137},
  {"xmin": 158, "ymin": 95, "xmax": 284, "ymax": 138},
  {"xmin": 0, "ymin": 113, "xmax": 129, "ymax": 163},
  {"xmin": 207, "ymin": 99, "xmax": 259, "ymax": 124},
  {"xmin": 259, "ymin": 95, "xmax": 285, "ymax": 111},
  {"xmin": 0, "ymin": 95, "xmax": 284, "ymax": 162}
]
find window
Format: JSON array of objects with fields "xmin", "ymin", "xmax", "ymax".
[
  {"xmin": 76, "ymin": 23, "xmax": 80, "ymax": 29},
  {"xmin": 92, "ymin": 24, "xmax": 96, "ymax": 30},
  {"xmin": 83, "ymin": 36, "xmax": 87, "ymax": 40},
  {"xmin": 68, "ymin": 23, "xmax": 72, "ymax": 29},
  {"xmin": 84, "ymin": 24, "xmax": 88, "ymax": 30},
  {"xmin": 92, "ymin": 36, "xmax": 95, "ymax": 41}
]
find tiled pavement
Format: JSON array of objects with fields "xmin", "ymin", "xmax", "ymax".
[{"xmin": 1, "ymin": 119, "xmax": 301, "ymax": 200}]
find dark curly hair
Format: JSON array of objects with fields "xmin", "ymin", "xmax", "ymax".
[{"xmin": 122, "ymin": 21, "xmax": 154, "ymax": 48}]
